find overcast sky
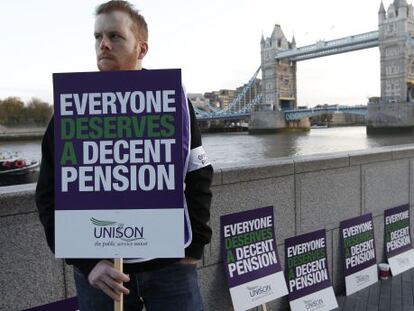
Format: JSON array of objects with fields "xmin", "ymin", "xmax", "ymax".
[{"xmin": 0, "ymin": 0, "xmax": 391, "ymax": 107}]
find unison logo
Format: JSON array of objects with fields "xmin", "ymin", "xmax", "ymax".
[
  {"xmin": 356, "ymin": 274, "xmax": 370, "ymax": 285},
  {"xmin": 397, "ymin": 257, "xmax": 410, "ymax": 265},
  {"xmin": 304, "ymin": 298, "xmax": 325, "ymax": 310},
  {"xmin": 247, "ymin": 285, "xmax": 272, "ymax": 299},
  {"xmin": 90, "ymin": 217, "xmax": 145, "ymax": 242}
]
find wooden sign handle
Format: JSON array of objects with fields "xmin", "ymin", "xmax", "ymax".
[
  {"xmin": 114, "ymin": 258, "xmax": 124, "ymax": 311},
  {"xmin": 262, "ymin": 304, "xmax": 268, "ymax": 311}
]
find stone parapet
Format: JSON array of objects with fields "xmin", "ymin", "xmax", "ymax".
[{"xmin": 2, "ymin": 144, "xmax": 414, "ymax": 310}]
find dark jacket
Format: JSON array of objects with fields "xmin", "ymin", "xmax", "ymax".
[{"xmin": 35, "ymin": 101, "xmax": 213, "ymax": 276}]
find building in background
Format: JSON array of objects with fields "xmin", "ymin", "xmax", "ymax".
[
  {"xmin": 330, "ymin": 112, "xmax": 366, "ymax": 126},
  {"xmin": 204, "ymin": 89, "xmax": 236, "ymax": 109},
  {"xmin": 187, "ymin": 93, "xmax": 210, "ymax": 112},
  {"xmin": 192, "ymin": 78, "xmax": 262, "ymax": 112}
]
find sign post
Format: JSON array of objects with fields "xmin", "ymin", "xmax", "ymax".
[
  {"xmin": 384, "ymin": 204, "xmax": 414, "ymax": 276},
  {"xmin": 114, "ymin": 258, "xmax": 123, "ymax": 311},
  {"xmin": 220, "ymin": 206, "xmax": 288, "ymax": 311},
  {"xmin": 53, "ymin": 70, "xmax": 187, "ymax": 309},
  {"xmin": 340, "ymin": 214, "xmax": 377, "ymax": 296},
  {"xmin": 285, "ymin": 229, "xmax": 338, "ymax": 311}
]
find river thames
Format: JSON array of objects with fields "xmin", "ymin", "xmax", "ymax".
[{"xmin": 2, "ymin": 126, "xmax": 414, "ymax": 168}]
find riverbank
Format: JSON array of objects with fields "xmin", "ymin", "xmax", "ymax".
[{"xmin": 0, "ymin": 125, "xmax": 45, "ymax": 141}]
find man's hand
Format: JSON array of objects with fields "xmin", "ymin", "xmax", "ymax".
[{"xmin": 88, "ymin": 260, "xmax": 130, "ymax": 301}]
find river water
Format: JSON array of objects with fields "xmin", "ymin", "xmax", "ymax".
[
  {"xmin": 2, "ymin": 126, "xmax": 414, "ymax": 169},
  {"xmin": 202, "ymin": 126, "xmax": 414, "ymax": 166}
]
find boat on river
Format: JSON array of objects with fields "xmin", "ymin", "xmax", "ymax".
[{"xmin": 0, "ymin": 153, "xmax": 39, "ymax": 186}]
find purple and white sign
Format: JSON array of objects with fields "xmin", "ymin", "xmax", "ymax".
[
  {"xmin": 24, "ymin": 297, "xmax": 78, "ymax": 311},
  {"xmin": 340, "ymin": 214, "xmax": 377, "ymax": 296},
  {"xmin": 285, "ymin": 229, "xmax": 337, "ymax": 311},
  {"xmin": 53, "ymin": 69, "xmax": 186, "ymax": 258},
  {"xmin": 384, "ymin": 204, "xmax": 414, "ymax": 275},
  {"xmin": 220, "ymin": 206, "xmax": 288, "ymax": 311}
]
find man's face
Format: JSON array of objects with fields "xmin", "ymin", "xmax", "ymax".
[{"xmin": 94, "ymin": 11, "xmax": 147, "ymax": 71}]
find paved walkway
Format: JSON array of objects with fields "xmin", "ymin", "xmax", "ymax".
[{"xmin": 336, "ymin": 269, "xmax": 414, "ymax": 311}]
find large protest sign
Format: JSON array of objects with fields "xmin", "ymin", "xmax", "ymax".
[
  {"xmin": 285, "ymin": 229, "xmax": 338, "ymax": 311},
  {"xmin": 384, "ymin": 204, "xmax": 414, "ymax": 275},
  {"xmin": 221, "ymin": 206, "xmax": 288, "ymax": 311},
  {"xmin": 340, "ymin": 214, "xmax": 377, "ymax": 296},
  {"xmin": 24, "ymin": 297, "xmax": 78, "ymax": 311},
  {"xmin": 53, "ymin": 69, "xmax": 187, "ymax": 258}
]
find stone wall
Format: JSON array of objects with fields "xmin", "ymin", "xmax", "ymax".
[{"xmin": 2, "ymin": 144, "xmax": 414, "ymax": 310}]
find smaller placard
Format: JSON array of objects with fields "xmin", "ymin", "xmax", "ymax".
[
  {"xmin": 385, "ymin": 204, "xmax": 414, "ymax": 276},
  {"xmin": 285, "ymin": 229, "xmax": 338, "ymax": 311},
  {"xmin": 221, "ymin": 206, "xmax": 288, "ymax": 311},
  {"xmin": 24, "ymin": 297, "xmax": 78, "ymax": 311},
  {"xmin": 340, "ymin": 213, "xmax": 378, "ymax": 296}
]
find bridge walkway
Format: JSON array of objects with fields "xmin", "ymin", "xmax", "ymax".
[{"xmin": 335, "ymin": 269, "xmax": 414, "ymax": 311}]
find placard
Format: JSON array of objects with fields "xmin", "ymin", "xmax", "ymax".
[
  {"xmin": 53, "ymin": 69, "xmax": 187, "ymax": 258},
  {"xmin": 24, "ymin": 297, "xmax": 78, "ymax": 311},
  {"xmin": 221, "ymin": 206, "xmax": 288, "ymax": 311},
  {"xmin": 384, "ymin": 204, "xmax": 414, "ymax": 275},
  {"xmin": 285, "ymin": 229, "xmax": 338, "ymax": 311},
  {"xmin": 340, "ymin": 213, "xmax": 377, "ymax": 296}
]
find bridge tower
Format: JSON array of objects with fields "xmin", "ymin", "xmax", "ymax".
[
  {"xmin": 250, "ymin": 25, "xmax": 309, "ymax": 133},
  {"xmin": 259, "ymin": 24, "xmax": 297, "ymax": 111},
  {"xmin": 368, "ymin": 0, "xmax": 414, "ymax": 132}
]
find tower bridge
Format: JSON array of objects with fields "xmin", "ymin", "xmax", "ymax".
[
  {"xmin": 196, "ymin": 0, "xmax": 414, "ymax": 133},
  {"xmin": 273, "ymin": 31, "xmax": 379, "ymax": 62}
]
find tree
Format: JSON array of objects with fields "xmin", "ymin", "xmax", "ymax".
[
  {"xmin": 0, "ymin": 97, "xmax": 53, "ymax": 126},
  {"xmin": 25, "ymin": 98, "xmax": 53, "ymax": 125},
  {"xmin": 0, "ymin": 97, "xmax": 24, "ymax": 125}
]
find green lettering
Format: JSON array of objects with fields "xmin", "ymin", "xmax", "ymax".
[
  {"xmin": 160, "ymin": 115, "xmax": 175, "ymax": 137},
  {"xmin": 288, "ymin": 257, "xmax": 295, "ymax": 269},
  {"xmin": 244, "ymin": 232, "xmax": 251, "ymax": 245},
  {"xmin": 76, "ymin": 117, "xmax": 89, "ymax": 139},
  {"xmin": 264, "ymin": 228, "xmax": 273, "ymax": 240},
  {"xmin": 288, "ymin": 269, "xmax": 295, "ymax": 280},
  {"xmin": 225, "ymin": 238, "xmax": 233, "ymax": 250},
  {"xmin": 117, "ymin": 116, "xmax": 132, "ymax": 138},
  {"xmin": 61, "ymin": 118, "xmax": 75, "ymax": 139},
  {"xmin": 226, "ymin": 250, "xmax": 235, "ymax": 263},
  {"xmin": 132, "ymin": 116, "xmax": 146, "ymax": 137},
  {"xmin": 60, "ymin": 142, "xmax": 77, "ymax": 165},
  {"xmin": 89, "ymin": 117, "xmax": 103, "ymax": 139},
  {"xmin": 147, "ymin": 115, "xmax": 161, "ymax": 138},
  {"xmin": 103, "ymin": 117, "xmax": 117, "ymax": 139}
]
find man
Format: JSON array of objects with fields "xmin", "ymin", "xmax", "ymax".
[{"xmin": 35, "ymin": 1, "xmax": 213, "ymax": 310}]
